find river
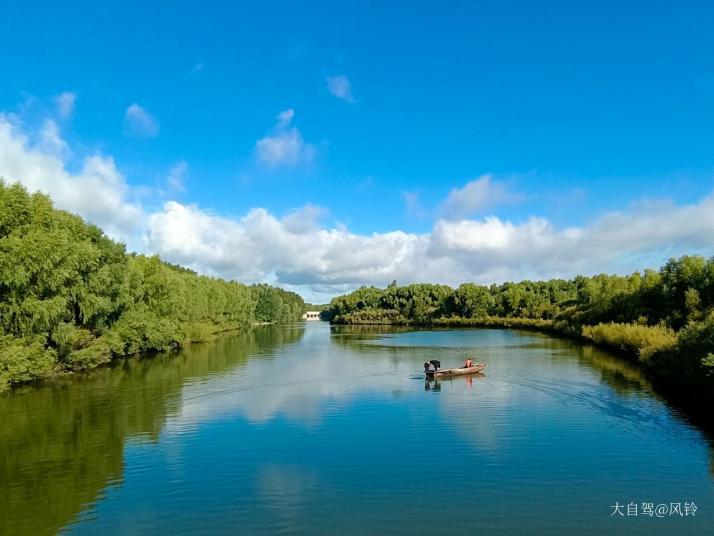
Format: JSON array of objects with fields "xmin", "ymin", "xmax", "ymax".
[{"xmin": 1, "ymin": 322, "xmax": 712, "ymax": 535}]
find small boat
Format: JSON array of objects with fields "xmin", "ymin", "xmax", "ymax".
[{"xmin": 426, "ymin": 363, "xmax": 487, "ymax": 378}]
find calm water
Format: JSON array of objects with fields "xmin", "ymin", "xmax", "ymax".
[{"xmin": 1, "ymin": 322, "xmax": 713, "ymax": 535}]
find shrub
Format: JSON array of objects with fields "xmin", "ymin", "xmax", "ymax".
[
  {"xmin": 0, "ymin": 336, "xmax": 57, "ymax": 389},
  {"xmin": 581, "ymin": 322, "xmax": 676, "ymax": 361},
  {"xmin": 670, "ymin": 312, "xmax": 714, "ymax": 377},
  {"xmin": 64, "ymin": 337, "xmax": 113, "ymax": 370},
  {"xmin": 104, "ymin": 308, "xmax": 184, "ymax": 356},
  {"xmin": 185, "ymin": 321, "xmax": 217, "ymax": 343}
]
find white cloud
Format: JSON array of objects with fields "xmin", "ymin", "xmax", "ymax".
[
  {"xmin": 55, "ymin": 91, "xmax": 76, "ymax": 120},
  {"xmin": 143, "ymin": 191, "xmax": 714, "ymax": 301},
  {"xmin": 326, "ymin": 75, "xmax": 355, "ymax": 103},
  {"xmin": 124, "ymin": 103, "xmax": 160, "ymax": 138},
  {"xmin": 0, "ymin": 114, "xmax": 143, "ymax": 245},
  {"xmin": 166, "ymin": 161, "xmax": 188, "ymax": 192},
  {"xmin": 281, "ymin": 204, "xmax": 328, "ymax": 234},
  {"xmin": 144, "ymin": 200, "xmax": 439, "ymax": 288},
  {"xmin": 255, "ymin": 109, "xmax": 316, "ymax": 168},
  {"xmin": 440, "ymin": 175, "xmax": 524, "ymax": 218},
  {"xmin": 428, "ymin": 196, "xmax": 714, "ymax": 280}
]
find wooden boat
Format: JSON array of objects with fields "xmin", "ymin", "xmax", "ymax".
[{"xmin": 426, "ymin": 363, "xmax": 487, "ymax": 378}]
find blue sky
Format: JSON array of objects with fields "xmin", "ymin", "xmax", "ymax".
[{"xmin": 1, "ymin": 1, "xmax": 714, "ymax": 300}]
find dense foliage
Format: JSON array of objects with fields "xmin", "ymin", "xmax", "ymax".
[
  {"xmin": 0, "ymin": 182, "xmax": 304, "ymax": 390},
  {"xmin": 324, "ymin": 257, "xmax": 714, "ymax": 400},
  {"xmin": 251, "ymin": 284, "xmax": 305, "ymax": 323}
]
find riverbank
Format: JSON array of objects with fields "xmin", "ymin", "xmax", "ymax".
[{"xmin": 0, "ymin": 321, "xmax": 246, "ymax": 391}]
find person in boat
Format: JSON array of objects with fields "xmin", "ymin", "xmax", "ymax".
[
  {"xmin": 464, "ymin": 357, "xmax": 474, "ymax": 368},
  {"xmin": 429, "ymin": 359, "xmax": 441, "ymax": 370},
  {"xmin": 424, "ymin": 362, "xmax": 436, "ymax": 374}
]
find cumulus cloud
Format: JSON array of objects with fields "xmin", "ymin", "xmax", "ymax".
[
  {"xmin": 142, "ymin": 191, "xmax": 714, "ymax": 300},
  {"xmin": 281, "ymin": 204, "xmax": 329, "ymax": 234},
  {"xmin": 440, "ymin": 175, "xmax": 524, "ymax": 218},
  {"xmin": 326, "ymin": 75, "xmax": 355, "ymax": 103},
  {"xmin": 0, "ymin": 114, "xmax": 143, "ymax": 245},
  {"xmin": 55, "ymin": 91, "xmax": 76, "ymax": 119},
  {"xmin": 124, "ymin": 103, "xmax": 160, "ymax": 138},
  {"xmin": 255, "ymin": 109, "xmax": 316, "ymax": 168},
  {"xmin": 429, "ymin": 197, "xmax": 714, "ymax": 280},
  {"xmin": 144, "ymin": 200, "xmax": 440, "ymax": 287}
]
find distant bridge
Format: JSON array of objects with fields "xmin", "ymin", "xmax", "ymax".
[{"xmin": 302, "ymin": 311, "xmax": 321, "ymax": 320}]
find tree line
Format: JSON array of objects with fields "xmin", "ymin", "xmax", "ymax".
[
  {"xmin": 324, "ymin": 257, "xmax": 714, "ymax": 402},
  {"xmin": 0, "ymin": 182, "xmax": 305, "ymax": 390}
]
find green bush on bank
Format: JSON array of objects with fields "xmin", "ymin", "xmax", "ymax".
[
  {"xmin": 657, "ymin": 311, "xmax": 714, "ymax": 382},
  {"xmin": 581, "ymin": 322, "xmax": 677, "ymax": 361},
  {"xmin": 676, "ymin": 311, "xmax": 714, "ymax": 364},
  {"xmin": 0, "ymin": 336, "xmax": 57, "ymax": 390},
  {"xmin": 432, "ymin": 315, "xmax": 563, "ymax": 332}
]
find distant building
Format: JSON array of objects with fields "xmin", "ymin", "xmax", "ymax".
[{"xmin": 302, "ymin": 311, "xmax": 321, "ymax": 320}]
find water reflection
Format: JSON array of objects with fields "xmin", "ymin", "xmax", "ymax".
[
  {"xmin": 425, "ymin": 374, "xmax": 486, "ymax": 392},
  {"xmin": 0, "ymin": 323, "xmax": 712, "ymax": 536},
  {"xmin": 0, "ymin": 325, "xmax": 304, "ymax": 536}
]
